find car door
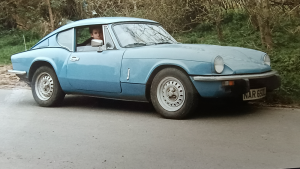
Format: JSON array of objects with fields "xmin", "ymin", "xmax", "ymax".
[{"xmin": 66, "ymin": 25, "xmax": 123, "ymax": 93}]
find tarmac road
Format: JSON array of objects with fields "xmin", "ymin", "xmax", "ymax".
[{"xmin": 0, "ymin": 89, "xmax": 299, "ymax": 169}]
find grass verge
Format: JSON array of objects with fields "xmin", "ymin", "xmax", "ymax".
[{"xmin": 0, "ymin": 29, "xmax": 40, "ymax": 65}]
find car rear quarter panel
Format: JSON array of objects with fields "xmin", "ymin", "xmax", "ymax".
[{"xmin": 11, "ymin": 47, "xmax": 72, "ymax": 90}]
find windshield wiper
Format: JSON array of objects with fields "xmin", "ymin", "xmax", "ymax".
[
  {"xmin": 124, "ymin": 42, "xmax": 174, "ymax": 48},
  {"xmin": 155, "ymin": 42, "xmax": 173, "ymax": 45},
  {"xmin": 124, "ymin": 43, "xmax": 147, "ymax": 48},
  {"xmin": 142, "ymin": 42, "xmax": 173, "ymax": 46}
]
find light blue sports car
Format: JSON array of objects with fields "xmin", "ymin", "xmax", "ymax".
[{"xmin": 9, "ymin": 17, "xmax": 281, "ymax": 119}]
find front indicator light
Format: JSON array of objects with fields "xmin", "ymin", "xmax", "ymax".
[{"xmin": 222, "ymin": 81, "xmax": 235, "ymax": 86}]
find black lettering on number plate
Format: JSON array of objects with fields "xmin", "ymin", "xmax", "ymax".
[
  {"xmin": 243, "ymin": 93, "xmax": 248, "ymax": 100},
  {"xmin": 243, "ymin": 88, "xmax": 266, "ymax": 100},
  {"xmin": 263, "ymin": 89, "xmax": 266, "ymax": 95},
  {"xmin": 252, "ymin": 91, "xmax": 256, "ymax": 98}
]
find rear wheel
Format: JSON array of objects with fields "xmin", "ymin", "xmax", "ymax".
[
  {"xmin": 150, "ymin": 68, "xmax": 199, "ymax": 119},
  {"xmin": 31, "ymin": 66, "xmax": 65, "ymax": 107}
]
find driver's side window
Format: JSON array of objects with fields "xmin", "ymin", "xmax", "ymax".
[
  {"xmin": 76, "ymin": 25, "xmax": 104, "ymax": 52},
  {"xmin": 76, "ymin": 25, "xmax": 116, "ymax": 52}
]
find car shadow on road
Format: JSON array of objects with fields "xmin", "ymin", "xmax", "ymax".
[
  {"xmin": 62, "ymin": 95, "xmax": 156, "ymax": 114},
  {"xmin": 62, "ymin": 95, "xmax": 260, "ymax": 119},
  {"xmin": 191, "ymin": 99, "xmax": 260, "ymax": 119}
]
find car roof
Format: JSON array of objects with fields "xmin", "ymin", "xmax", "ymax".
[{"xmin": 32, "ymin": 17, "xmax": 158, "ymax": 49}]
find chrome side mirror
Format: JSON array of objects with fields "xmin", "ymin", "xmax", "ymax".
[
  {"xmin": 91, "ymin": 39, "xmax": 103, "ymax": 47},
  {"xmin": 91, "ymin": 39, "xmax": 103, "ymax": 52}
]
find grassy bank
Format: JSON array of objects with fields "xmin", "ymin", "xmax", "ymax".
[{"xmin": 0, "ymin": 30, "xmax": 40, "ymax": 65}]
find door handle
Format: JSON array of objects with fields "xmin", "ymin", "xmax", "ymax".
[{"xmin": 70, "ymin": 56, "xmax": 80, "ymax": 62}]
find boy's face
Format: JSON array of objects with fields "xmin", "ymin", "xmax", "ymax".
[{"xmin": 91, "ymin": 28, "xmax": 102, "ymax": 40}]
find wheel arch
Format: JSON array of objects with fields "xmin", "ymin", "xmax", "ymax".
[
  {"xmin": 145, "ymin": 64, "xmax": 190, "ymax": 101},
  {"xmin": 28, "ymin": 60, "xmax": 56, "ymax": 82}
]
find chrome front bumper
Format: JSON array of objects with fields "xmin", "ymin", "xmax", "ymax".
[
  {"xmin": 191, "ymin": 70, "xmax": 281, "ymax": 98},
  {"xmin": 192, "ymin": 70, "xmax": 278, "ymax": 81},
  {"xmin": 7, "ymin": 70, "xmax": 27, "ymax": 75}
]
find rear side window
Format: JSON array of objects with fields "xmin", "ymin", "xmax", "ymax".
[{"xmin": 57, "ymin": 28, "xmax": 74, "ymax": 51}]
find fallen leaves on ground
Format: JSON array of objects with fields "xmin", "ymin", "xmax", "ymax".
[{"xmin": 0, "ymin": 65, "xmax": 30, "ymax": 89}]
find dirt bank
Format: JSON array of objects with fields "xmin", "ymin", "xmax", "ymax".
[{"xmin": 0, "ymin": 65, "xmax": 30, "ymax": 89}]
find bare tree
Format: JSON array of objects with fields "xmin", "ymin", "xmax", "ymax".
[
  {"xmin": 257, "ymin": 0, "xmax": 273, "ymax": 49},
  {"xmin": 46, "ymin": 0, "xmax": 54, "ymax": 32}
]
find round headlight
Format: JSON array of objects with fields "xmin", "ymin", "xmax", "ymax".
[
  {"xmin": 264, "ymin": 54, "xmax": 271, "ymax": 66},
  {"xmin": 214, "ymin": 56, "xmax": 224, "ymax": 74}
]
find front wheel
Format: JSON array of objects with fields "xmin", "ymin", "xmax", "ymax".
[
  {"xmin": 31, "ymin": 66, "xmax": 65, "ymax": 107},
  {"xmin": 150, "ymin": 68, "xmax": 199, "ymax": 119}
]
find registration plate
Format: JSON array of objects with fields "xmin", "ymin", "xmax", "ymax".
[{"xmin": 243, "ymin": 87, "xmax": 266, "ymax": 101}]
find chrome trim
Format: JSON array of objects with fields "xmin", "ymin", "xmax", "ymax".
[
  {"xmin": 104, "ymin": 25, "xmax": 116, "ymax": 49},
  {"xmin": 102, "ymin": 25, "xmax": 107, "ymax": 50},
  {"xmin": 127, "ymin": 68, "xmax": 130, "ymax": 80},
  {"xmin": 70, "ymin": 56, "xmax": 80, "ymax": 62},
  {"xmin": 192, "ymin": 70, "xmax": 278, "ymax": 81},
  {"xmin": 7, "ymin": 70, "xmax": 27, "ymax": 75}
]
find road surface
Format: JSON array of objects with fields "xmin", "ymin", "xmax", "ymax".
[{"xmin": 0, "ymin": 89, "xmax": 299, "ymax": 169}]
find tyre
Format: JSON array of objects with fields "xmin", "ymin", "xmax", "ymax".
[
  {"xmin": 150, "ymin": 68, "xmax": 199, "ymax": 119},
  {"xmin": 31, "ymin": 66, "xmax": 65, "ymax": 107}
]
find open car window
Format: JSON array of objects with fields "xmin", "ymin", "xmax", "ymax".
[
  {"xmin": 77, "ymin": 27, "xmax": 92, "ymax": 46},
  {"xmin": 76, "ymin": 25, "xmax": 104, "ymax": 52}
]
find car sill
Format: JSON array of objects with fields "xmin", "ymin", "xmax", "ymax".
[
  {"xmin": 7, "ymin": 70, "xmax": 27, "ymax": 75},
  {"xmin": 192, "ymin": 70, "xmax": 278, "ymax": 81}
]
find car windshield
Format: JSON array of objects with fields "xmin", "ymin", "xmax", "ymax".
[{"xmin": 113, "ymin": 23, "xmax": 177, "ymax": 48}]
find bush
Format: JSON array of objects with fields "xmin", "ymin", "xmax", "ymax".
[{"xmin": 0, "ymin": 29, "xmax": 40, "ymax": 65}]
